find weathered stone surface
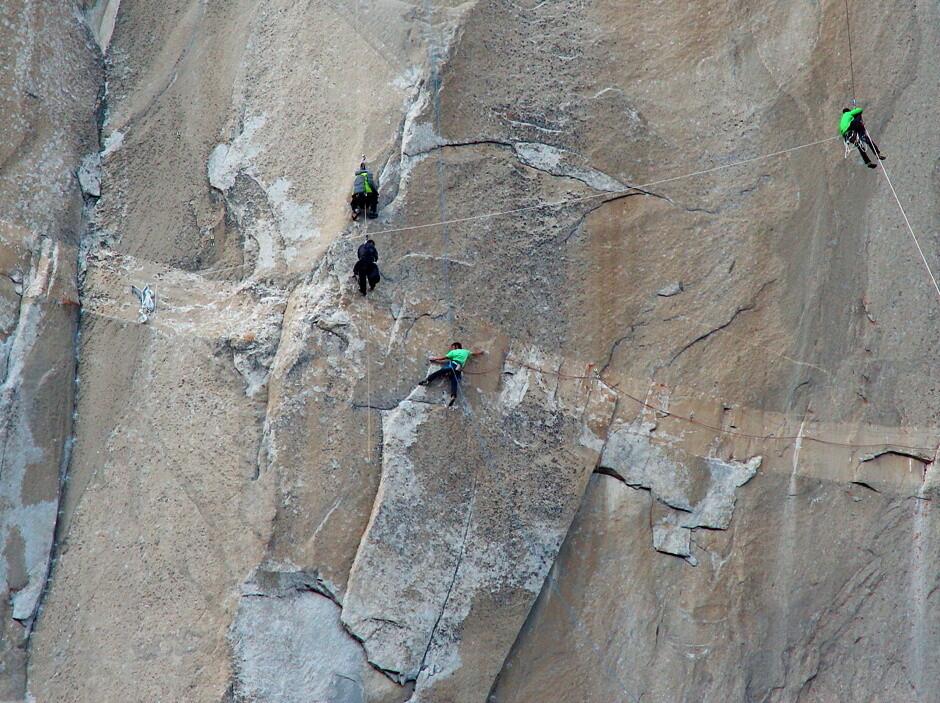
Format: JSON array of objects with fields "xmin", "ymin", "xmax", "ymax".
[
  {"xmin": 254, "ymin": 255, "xmax": 386, "ymax": 600},
  {"xmin": 494, "ymin": 464, "xmax": 940, "ymax": 702},
  {"xmin": 231, "ymin": 577, "xmax": 408, "ymax": 703},
  {"xmin": 342, "ymin": 348, "xmax": 615, "ymax": 700},
  {"xmin": 24, "ymin": 247, "xmax": 286, "ymax": 701},
  {"xmin": 656, "ymin": 281, "xmax": 683, "ymax": 297},
  {"xmin": 12, "ymin": 1, "xmax": 940, "ymax": 702},
  {"xmin": 0, "ymin": 2, "xmax": 100, "ymax": 697}
]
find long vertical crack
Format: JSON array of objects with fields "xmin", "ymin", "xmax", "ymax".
[
  {"xmin": 414, "ymin": 461, "xmax": 478, "ymax": 681},
  {"xmin": 20, "ymin": 20, "xmax": 108, "ymax": 683}
]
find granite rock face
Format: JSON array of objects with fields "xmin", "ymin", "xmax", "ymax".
[
  {"xmin": 0, "ymin": 3, "xmax": 100, "ymax": 698},
  {"xmin": 4, "ymin": 1, "xmax": 940, "ymax": 702}
]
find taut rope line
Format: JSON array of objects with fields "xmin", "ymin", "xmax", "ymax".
[
  {"xmin": 843, "ymin": 0, "xmax": 858, "ymax": 103},
  {"xmin": 877, "ymin": 157, "xmax": 940, "ymax": 303},
  {"xmin": 340, "ymin": 136, "xmax": 842, "ymax": 240}
]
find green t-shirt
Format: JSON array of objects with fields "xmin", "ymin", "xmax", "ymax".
[
  {"xmin": 446, "ymin": 348, "xmax": 472, "ymax": 367},
  {"xmin": 839, "ymin": 107, "xmax": 863, "ymax": 136}
]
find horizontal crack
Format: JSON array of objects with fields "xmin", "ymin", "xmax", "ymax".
[
  {"xmin": 667, "ymin": 279, "xmax": 776, "ymax": 367},
  {"xmin": 404, "ymin": 138, "xmax": 513, "ymax": 159}
]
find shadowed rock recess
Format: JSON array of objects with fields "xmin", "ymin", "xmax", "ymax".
[{"xmin": 2, "ymin": 1, "xmax": 939, "ymax": 701}]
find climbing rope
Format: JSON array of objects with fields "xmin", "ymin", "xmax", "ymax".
[
  {"xmin": 171, "ymin": 135, "xmax": 842, "ymax": 298},
  {"xmin": 450, "ymin": 378, "xmax": 640, "ymax": 702},
  {"xmin": 74, "ymin": 299, "xmax": 938, "ymax": 456},
  {"xmin": 366, "ymin": 285, "xmax": 374, "ymax": 463},
  {"xmin": 843, "ymin": 0, "xmax": 858, "ymax": 104},
  {"xmin": 459, "ymin": 355, "xmax": 936, "ymax": 453},
  {"xmin": 360, "ymin": 153, "xmax": 375, "ymax": 464},
  {"xmin": 338, "ymin": 136, "xmax": 842, "ymax": 241},
  {"xmin": 80, "ymin": 125, "xmax": 938, "ymax": 456},
  {"xmin": 876, "ymin": 155, "xmax": 940, "ymax": 303},
  {"xmin": 415, "ymin": 29, "xmax": 483, "ymax": 658}
]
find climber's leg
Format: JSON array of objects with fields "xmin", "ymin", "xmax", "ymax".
[
  {"xmin": 862, "ymin": 131, "xmax": 885, "ymax": 159},
  {"xmin": 419, "ymin": 367, "xmax": 449, "ymax": 386},
  {"xmin": 857, "ymin": 145, "xmax": 876, "ymax": 168},
  {"xmin": 448, "ymin": 369, "xmax": 461, "ymax": 399},
  {"xmin": 848, "ymin": 130, "xmax": 876, "ymax": 168},
  {"xmin": 351, "ymin": 193, "xmax": 364, "ymax": 219}
]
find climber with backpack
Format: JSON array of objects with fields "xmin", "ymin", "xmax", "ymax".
[
  {"xmin": 352, "ymin": 238, "xmax": 380, "ymax": 296},
  {"xmin": 840, "ymin": 106, "xmax": 885, "ymax": 169},
  {"xmin": 350, "ymin": 160, "xmax": 379, "ymax": 220},
  {"xmin": 418, "ymin": 342, "xmax": 485, "ymax": 406}
]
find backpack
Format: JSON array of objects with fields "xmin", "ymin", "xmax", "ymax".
[
  {"xmin": 357, "ymin": 242, "xmax": 377, "ymax": 264},
  {"xmin": 358, "ymin": 170, "xmax": 373, "ymax": 194}
]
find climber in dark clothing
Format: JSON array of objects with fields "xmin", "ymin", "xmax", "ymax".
[
  {"xmin": 418, "ymin": 342, "xmax": 484, "ymax": 405},
  {"xmin": 352, "ymin": 239, "xmax": 380, "ymax": 295},
  {"xmin": 350, "ymin": 162, "xmax": 379, "ymax": 220},
  {"xmin": 357, "ymin": 239, "xmax": 378, "ymax": 265},
  {"xmin": 840, "ymin": 107, "xmax": 885, "ymax": 169}
]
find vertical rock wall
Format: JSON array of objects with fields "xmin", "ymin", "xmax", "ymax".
[
  {"xmin": 0, "ymin": 3, "xmax": 100, "ymax": 698},
  {"xmin": 7, "ymin": 0, "xmax": 940, "ymax": 701}
]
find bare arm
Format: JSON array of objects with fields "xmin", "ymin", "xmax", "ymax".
[{"xmin": 428, "ymin": 356, "xmax": 447, "ymax": 363}]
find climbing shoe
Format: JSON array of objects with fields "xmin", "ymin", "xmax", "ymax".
[
  {"xmin": 447, "ymin": 395, "xmax": 456, "ymax": 407},
  {"xmin": 867, "ymin": 163, "xmax": 877, "ymax": 169}
]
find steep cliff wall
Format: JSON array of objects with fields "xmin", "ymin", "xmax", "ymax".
[
  {"xmin": 0, "ymin": 3, "xmax": 100, "ymax": 699},
  {"xmin": 3, "ymin": 1, "xmax": 939, "ymax": 701}
]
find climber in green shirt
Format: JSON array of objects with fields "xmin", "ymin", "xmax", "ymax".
[
  {"xmin": 840, "ymin": 106, "xmax": 885, "ymax": 169},
  {"xmin": 418, "ymin": 342, "xmax": 485, "ymax": 406}
]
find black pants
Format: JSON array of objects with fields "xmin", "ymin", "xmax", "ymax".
[
  {"xmin": 351, "ymin": 192, "xmax": 379, "ymax": 218},
  {"xmin": 845, "ymin": 127, "xmax": 882, "ymax": 166},
  {"xmin": 424, "ymin": 364, "xmax": 461, "ymax": 396},
  {"xmin": 357, "ymin": 264, "xmax": 380, "ymax": 295}
]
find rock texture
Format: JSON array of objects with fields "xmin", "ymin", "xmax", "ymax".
[
  {"xmin": 3, "ymin": 0, "xmax": 940, "ymax": 701},
  {"xmin": 0, "ymin": 3, "xmax": 100, "ymax": 698}
]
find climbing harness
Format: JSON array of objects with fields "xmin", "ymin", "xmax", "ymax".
[{"xmin": 842, "ymin": 128, "xmax": 870, "ymax": 163}]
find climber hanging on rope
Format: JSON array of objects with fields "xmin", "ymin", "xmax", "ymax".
[
  {"xmin": 350, "ymin": 160, "xmax": 379, "ymax": 220},
  {"xmin": 840, "ymin": 107, "xmax": 885, "ymax": 169},
  {"xmin": 352, "ymin": 238, "xmax": 380, "ymax": 296},
  {"xmin": 418, "ymin": 342, "xmax": 485, "ymax": 406}
]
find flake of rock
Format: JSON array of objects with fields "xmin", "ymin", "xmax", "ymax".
[
  {"xmin": 77, "ymin": 153, "xmax": 101, "ymax": 197},
  {"xmin": 657, "ymin": 281, "xmax": 684, "ymax": 297},
  {"xmin": 231, "ymin": 590, "xmax": 407, "ymax": 703},
  {"xmin": 681, "ymin": 456, "xmax": 761, "ymax": 530},
  {"xmin": 652, "ymin": 521, "xmax": 692, "ymax": 559},
  {"xmin": 342, "ymin": 356, "xmax": 614, "ymax": 700},
  {"xmin": 600, "ymin": 421, "xmax": 697, "ymax": 511},
  {"xmin": 601, "ymin": 421, "xmax": 759, "ymax": 554}
]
